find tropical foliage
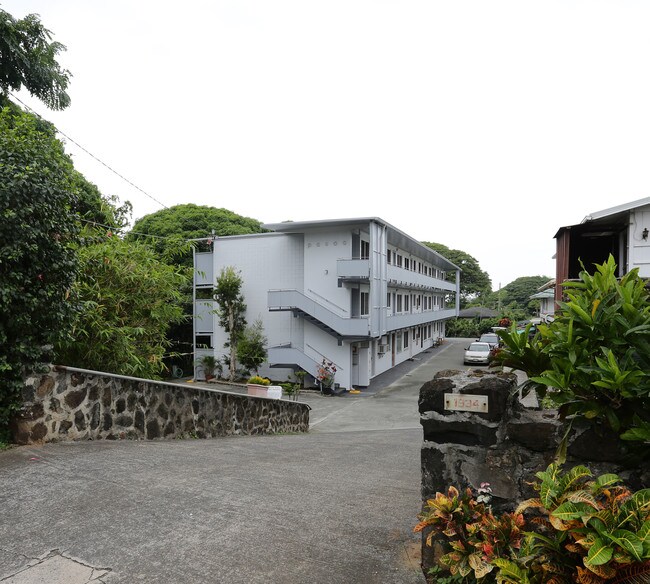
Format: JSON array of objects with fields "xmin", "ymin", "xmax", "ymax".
[
  {"xmin": 493, "ymin": 257, "xmax": 650, "ymax": 446},
  {"xmin": 54, "ymin": 228, "xmax": 187, "ymax": 379},
  {"xmin": 416, "ymin": 463, "xmax": 650, "ymax": 584}
]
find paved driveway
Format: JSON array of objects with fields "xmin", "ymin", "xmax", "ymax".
[{"xmin": 0, "ymin": 339, "xmax": 469, "ymax": 584}]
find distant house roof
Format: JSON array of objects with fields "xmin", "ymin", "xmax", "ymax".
[
  {"xmin": 458, "ymin": 307, "xmax": 498, "ymax": 318},
  {"xmin": 529, "ymin": 289, "xmax": 555, "ymax": 300}
]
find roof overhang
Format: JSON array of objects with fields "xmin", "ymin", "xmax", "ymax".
[{"xmin": 263, "ymin": 217, "xmax": 461, "ymax": 272}]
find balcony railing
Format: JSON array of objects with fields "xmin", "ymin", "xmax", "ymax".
[
  {"xmin": 386, "ymin": 308, "xmax": 456, "ymax": 331},
  {"xmin": 386, "ymin": 264, "xmax": 456, "ymax": 291}
]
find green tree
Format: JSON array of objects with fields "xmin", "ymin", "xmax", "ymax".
[
  {"xmin": 0, "ymin": 9, "xmax": 71, "ymax": 110},
  {"xmin": 237, "ymin": 318, "xmax": 268, "ymax": 375},
  {"xmin": 128, "ymin": 204, "xmax": 264, "ymax": 375},
  {"xmin": 214, "ymin": 267, "xmax": 247, "ymax": 381},
  {"xmin": 0, "ymin": 107, "xmax": 78, "ymax": 440},
  {"xmin": 485, "ymin": 275, "xmax": 550, "ymax": 317},
  {"xmin": 54, "ymin": 228, "xmax": 187, "ymax": 379},
  {"xmin": 128, "ymin": 204, "xmax": 265, "ymax": 267},
  {"xmin": 422, "ymin": 242, "xmax": 491, "ymax": 306}
]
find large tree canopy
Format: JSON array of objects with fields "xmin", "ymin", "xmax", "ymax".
[
  {"xmin": 128, "ymin": 204, "xmax": 265, "ymax": 266},
  {"xmin": 0, "ymin": 9, "xmax": 71, "ymax": 110},
  {"xmin": 422, "ymin": 242, "xmax": 492, "ymax": 305}
]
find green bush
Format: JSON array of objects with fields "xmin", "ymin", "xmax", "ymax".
[
  {"xmin": 446, "ymin": 317, "xmax": 500, "ymax": 338},
  {"xmin": 416, "ymin": 463, "xmax": 650, "ymax": 584},
  {"xmin": 247, "ymin": 375, "xmax": 270, "ymax": 386},
  {"xmin": 494, "ymin": 256, "xmax": 650, "ymax": 447},
  {"xmin": 0, "ymin": 107, "xmax": 78, "ymax": 441}
]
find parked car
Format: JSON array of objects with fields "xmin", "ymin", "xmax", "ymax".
[
  {"xmin": 478, "ymin": 332, "xmax": 500, "ymax": 348},
  {"xmin": 464, "ymin": 342, "xmax": 492, "ymax": 365}
]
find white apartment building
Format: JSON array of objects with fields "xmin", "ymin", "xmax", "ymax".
[{"xmin": 193, "ymin": 218, "xmax": 460, "ymax": 390}]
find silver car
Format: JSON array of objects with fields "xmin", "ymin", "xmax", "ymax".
[
  {"xmin": 478, "ymin": 333, "xmax": 499, "ymax": 348},
  {"xmin": 464, "ymin": 342, "xmax": 491, "ymax": 365}
]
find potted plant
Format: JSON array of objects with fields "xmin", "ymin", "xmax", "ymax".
[
  {"xmin": 316, "ymin": 359, "xmax": 337, "ymax": 395},
  {"xmin": 246, "ymin": 375, "xmax": 271, "ymax": 397},
  {"xmin": 199, "ymin": 355, "xmax": 217, "ymax": 381}
]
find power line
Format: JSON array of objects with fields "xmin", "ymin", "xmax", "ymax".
[
  {"xmin": 77, "ymin": 217, "xmax": 175, "ymax": 240},
  {"xmin": 8, "ymin": 92, "xmax": 169, "ymax": 211}
]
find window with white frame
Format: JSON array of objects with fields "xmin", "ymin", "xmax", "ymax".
[
  {"xmin": 396, "ymin": 254, "xmax": 403, "ymax": 267},
  {"xmin": 404, "ymin": 295, "xmax": 410, "ymax": 311},
  {"xmin": 361, "ymin": 240, "xmax": 370, "ymax": 260},
  {"xmin": 396, "ymin": 294, "xmax": 403, "ymax": 312},
  {"xmin": 403, "ymin": 331, "xmax": 409, "ymax": 348},
  {"xmin": 360, "ymin": 291, "xmax": 369, "ymax": 316}
]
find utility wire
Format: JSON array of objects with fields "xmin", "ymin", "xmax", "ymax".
[
  {"xmin": 9, "ymin": 92, "xmax": 169, "ymax": 211},
  {"xmin": 77, "ymin": 217, "xmax": 176, "ymax": 240}
]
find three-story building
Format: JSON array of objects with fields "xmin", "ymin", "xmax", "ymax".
[{"xmin": 194, "ymin": 218, "xmax": 460, "ymax": 390}]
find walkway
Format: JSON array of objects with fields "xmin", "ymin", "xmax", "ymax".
[{"xmin": 0, "ymin": 339, "xmax": 469, "ymax": 584}]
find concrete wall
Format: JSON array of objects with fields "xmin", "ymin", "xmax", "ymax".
[
  {"xmin": 418, "ymin": 369, "xmax": 650, "ymax": 572},
  {"xmin": 12, "ymin": 366, "xmax": 310, "ymax": 445}
]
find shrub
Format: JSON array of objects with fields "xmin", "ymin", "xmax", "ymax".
[
  {"xmin": 493, "ymin": 256, "xmax": 650, "ymax": 448},
  {"xmin": 416, "ymin": 463, "xmax": 650, "ymax": 584},
  {"xmin": 247, "ymin": 375, "xmax": 270, "ymax": 386}
]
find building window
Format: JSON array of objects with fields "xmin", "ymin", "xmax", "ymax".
[
  {"xmin": 404, "ymin": 258, "xmax": 410, "ymax": 270},
  {"xmin": 361, "ymin": 240, "xmax": 370, "ymax": 260},
  {"xmin": 361, "ymin": 292, "xmax": 369, "ymax": 316},
  {"xmin": 387, "ymin": 292, "xmax": 391, "ymax": 308},
  {"xmin": 396, "ymin": 294, "xmax": 403, "ymax": 312},
  {"xmin": 396, "ymin": 334, "xmax": 402, "ymax": 352},
  {"xmin": 396, "ymin": 254, "xmax": 403, "ymax": 267},
  {"xmin": 387, "ymin": 250, "xmax": 392, "ymax": 264},
  {"xmin": 403, "ymin": 331, "xmax": 409, "ymax": 348},
  {"xmin": 404, "ymin": 295, "xmax": 410, "ymax": 311}
]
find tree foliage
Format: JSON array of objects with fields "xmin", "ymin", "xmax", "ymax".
[
  {"xmin": 128, "ymin": 204, "xmax": 265, "ymax": 266},
  {"xmin": 237, "ymin": 318, "xmax": 267, "ymax": 375},
  {"xmin": 0, "ymin": 106, "xmax": 78, "ymax": 439},
  {"xmin": 0, "ymin": 9, "xmax": 71, "ymax": 110},
  {"xmin": 422, "ymin": 242, "xmax": 492, "ymax": 305},
  {"xmin": 494, "ymin": 257, "xmax": 650, "ymax": 448},
  {"xmin": 483, "ymin": 275, "xmax": 550, "ymax": 317},
  {"xmin": 213, "ymin": 267, "xmax": 247, "ymax": 381},
  {"xmin": 54, "ymin": 228, "xmax": 187, "ymax": 379}
]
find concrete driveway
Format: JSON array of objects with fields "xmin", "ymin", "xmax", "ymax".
[{"xmin": 0, "ymin": 339, "xmax": 469, "ymax": 584}]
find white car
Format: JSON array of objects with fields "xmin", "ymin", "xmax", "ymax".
[{"xmin": 464, "ymin": 342, "xmax": 491, "ymax": 365}]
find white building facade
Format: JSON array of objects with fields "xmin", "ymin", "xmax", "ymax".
[{"xmin": 194, "ymin": 218, "xmax": 460, "ymax": 390}]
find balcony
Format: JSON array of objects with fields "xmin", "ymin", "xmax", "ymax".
[
  {"xmin": 268, "ymin": 289, "xmax": 370, "ymax": 339},
  {"xmin": 387, "ymin": 264, "xmax": 456, "ymax": 292},
  {"xmin": 386, "ymin": 308, "xmax": 456, "ymax": 331},
  {"xmin": 337, "ymin": 259, "xmax": 370, "ymax": 281}
]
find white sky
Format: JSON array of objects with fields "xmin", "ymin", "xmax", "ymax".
[{"xmin": 4, "ymin": 0, "xmax": 650, "ymax": 289}]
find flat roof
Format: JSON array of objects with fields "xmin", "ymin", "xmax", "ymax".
[{"xmin": 262, "ymin": 217, "xmax": 461, "ymax": 271}]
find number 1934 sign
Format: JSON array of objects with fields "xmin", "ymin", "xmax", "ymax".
[{"xmin": 444, "ymin": 393, "xmax": 488, "ymax": 413}]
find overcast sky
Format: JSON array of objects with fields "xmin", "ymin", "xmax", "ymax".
[{"xmin": 4, "ymin": 0, "xmax": 650, "ymax": 289}]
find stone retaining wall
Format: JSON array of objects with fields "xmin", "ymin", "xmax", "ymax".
[
  {"xmin": 418, "ymin": 369, "xmax": 649, "ymax": 572},
  {"xmin": 11, "ymin": 366, "xmax": 310, "ymax": 444}
]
